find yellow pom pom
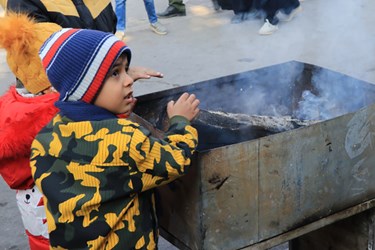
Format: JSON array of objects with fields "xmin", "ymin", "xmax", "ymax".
[{"xmin": 0, "ymin": 12, "xmax": 61, "ymax": 94}]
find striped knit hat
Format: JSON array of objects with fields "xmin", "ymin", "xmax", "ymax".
[{"xmin": 39, "ymin": 28, "xmax": 131, "ymax": 103}]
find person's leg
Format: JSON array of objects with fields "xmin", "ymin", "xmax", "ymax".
[
  {"xmin": 157, "ymin": 0, "xmax": 186, "ymax": 18},
  {"xmin": 277, "ymin": 0, "xmax": 301, "ymax": 22},
  {"xmin": 232, "ymin": 0, "xmax": 252, "ymax": 14},
  {"xmin": 212, "ymin": 0, "xmax": 220, "ymax": 11},
  {"xmin": 216, "ymin": 0, "xmax": 233, "ymax": 10},
  {"xmin": 252, "ymin": 0, "xmax": 263, "ymax": 10},
  {"xmin": 144, "ymin": 0, "xmax": 168, "ymax": 35},
  {"xmin": 231, "ymin": 0, "xmax": 253, "ymax": 24},
  {"xmin": 280, "ymin": 0, "xmax": 300, "ymax": 15},
  {"xmin": 258, "ymin": 0, "xmax": 279, "ymax": 35},
  {"xmin": 143, "ymin": 0, "xmax": 157, "ymax": 24},
  {"xmin": 169, "ymin": 0, "xmax": 185, "ymax": 12},
  {"xmin": 262, "ymin": 0, "xmax": 279, "ymax": 25},
  {"xmin": 115, "ymin": 0, "xmax": 126, "ymax": 31}
]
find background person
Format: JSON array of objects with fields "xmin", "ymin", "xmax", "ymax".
[
  {"xmin": 217, "ymin": 0, "xmax": 254, "ymax": 23},
  {"xmin": 7, "ymin": 0, "xmax": 116, "ymax": 33},
  {"xmin": 115, "ymin": 0, "xmax": 167, "ymax": 38},
  {"xmin": 257, "ymin": 0, "xmax": 302, "ymax": 35},
  {"xmin": 157, "ymin": 0, "xmax": 186, "ymax": 18}
]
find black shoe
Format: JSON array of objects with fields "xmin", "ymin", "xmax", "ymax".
[{"xmin": 157, "ymin": 6, "xmax": 186, "ymax": 18}]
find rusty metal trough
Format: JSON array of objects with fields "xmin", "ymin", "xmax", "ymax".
[{"xmin": 133, "ymin": 61, "xmax": 375, "ymax": 250}]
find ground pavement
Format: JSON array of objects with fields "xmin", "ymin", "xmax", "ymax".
[{"xmin": 1, "ymin": 0, "xmax": 375, "ymax": 249}]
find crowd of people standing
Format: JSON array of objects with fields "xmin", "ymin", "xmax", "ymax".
[
  {"xmin": 214, "ymin": 0, "xmax": 302, "ymax": 35},
  {"xmin": 111, "ymin": 0, "xmax": 303, "ymax": 38}
]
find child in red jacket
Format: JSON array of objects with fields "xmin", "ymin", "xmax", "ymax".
[
  {"xmin": 0, "ymin": 13, "xmax": 61, "ymax": 250},
  {"xmin": 0, "ymin": 12, "xmax": 167, "ymax": 249}
]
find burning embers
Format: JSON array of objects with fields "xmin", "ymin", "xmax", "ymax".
[
  {"xmin": 158, "ymin": 109, "xmax": 319, "ymax": 151},
  {"xmin": 191, "ymin": 109, "xmax": 319, "ymax": 150},
  {"xmin": 197, "ymin": 110, "xmax": 319, "ymax": 133}
]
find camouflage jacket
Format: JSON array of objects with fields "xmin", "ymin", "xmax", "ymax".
[{"xmin": 31, "ymin": 114, "xmax": 198, "ymax": 249}]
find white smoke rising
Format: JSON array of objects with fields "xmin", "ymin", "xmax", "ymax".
[
  {"xmin": 295, "ymin": 68, "xmax": 368, "ymax": 121},
  {"xmin": 196, "ymin": 61, "xmax": 371, "ymax": 122}
]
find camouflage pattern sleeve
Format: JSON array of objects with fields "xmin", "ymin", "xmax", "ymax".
[{"xmin": 126, "ymin": 115, "xmax": 198, "ymax": 191}]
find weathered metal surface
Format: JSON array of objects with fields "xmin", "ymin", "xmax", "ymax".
[
  {"xmin": 200, "ymin": 143, "xmax": 259, "ymax": 249},
  {"xmin": 154, "ymin": 157, "xmax": 202, "ymax": 250},
  {"xmin": 134, "ymin": 61, "xmax": 375, "ymax": 250},
  {"xmin": 289, "ymin": 206, "xmax": 375, "ymax": 250},
  {"xmin": 247, "ymin": 199, "xmax": 375, "ymax": 250},
  {"xmin": 257, "ymin": 107, "xmax": 375, "ymax": 241}
]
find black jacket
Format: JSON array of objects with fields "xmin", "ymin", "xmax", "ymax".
[{"xmin": 7, "ymin": 0, "xmax": 116, "ymax": 33}]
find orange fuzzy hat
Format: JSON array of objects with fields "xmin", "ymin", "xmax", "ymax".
[{"xmin": 0, "ymin": 13, "xmax": 61, "ymax": 94}]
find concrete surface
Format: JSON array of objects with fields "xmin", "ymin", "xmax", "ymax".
[{"xmin": 0, "ymin": 0, "xmax": 375, "ymax": 249}]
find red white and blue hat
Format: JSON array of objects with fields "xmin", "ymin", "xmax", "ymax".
[{"xmin": 39, "ymin": 28, "xmax": 131, "ymax": 103}]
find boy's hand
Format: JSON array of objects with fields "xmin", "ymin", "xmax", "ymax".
[
  {"xmin": 167, "ymin": 93, "xmax": 200, "ymax": 121},
  {"xmin": 128, "ymin": 66, "xmax": 164, "ymax": 81}
]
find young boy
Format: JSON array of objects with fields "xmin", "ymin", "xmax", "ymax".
[{"xmin": 31, "ymin": 28, "xmax": 200, "ymax": 249}]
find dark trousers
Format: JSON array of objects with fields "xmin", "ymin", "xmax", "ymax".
[
  {"xmin": 217, "ymin": 0, "xmax": 252, "ymax": 14},
  {"xmin": 256, "ymin": 0, "xmax": 300, "ymax": 24},
  {"xmin": 169, "ymin": 0, "xmax": 185, "ymax": 11},
  {"xmin": 232, "ymin": 0, "xmax": 253, "ymax": 14}
]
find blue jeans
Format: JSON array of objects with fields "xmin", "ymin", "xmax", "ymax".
[{"xmin": 115, "ymin": 0, "xmax": 158, "ymax": 31}]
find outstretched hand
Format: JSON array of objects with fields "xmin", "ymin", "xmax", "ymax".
[
  {"xmin": 167, "ymin": 93, "xmax": 200, "ymax": 122},
  {"xmin": 128, "ymin": 66, "xmax": 164, "ymax": 81}
]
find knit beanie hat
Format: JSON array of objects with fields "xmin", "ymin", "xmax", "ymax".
[
  {"xmin": 39, "ymin": 28, "xmax": 131, "ymax": 103},
  {"xmin": 0, "ymin": 13, "xmax": 61, "ymax": 94}
]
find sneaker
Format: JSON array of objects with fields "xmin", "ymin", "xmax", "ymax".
[
  {"xmin": 258, "ymin": 19, "xmax": 278, "ymax": 35},
  {"xmin": 150, "ymin": 21, "xmax": 168, "ymax": 35},
  {"xmin": 278, "ymin": 6, "xmax": 302, "ymax": 22},
  {"xmin": 115, "ymin": 31, "xmax": 125, "ymax": 40}
]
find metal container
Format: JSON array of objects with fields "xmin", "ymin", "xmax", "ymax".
[{"xmin": 133, "ymin": 61, "xmax": 375, "ymax": 250}]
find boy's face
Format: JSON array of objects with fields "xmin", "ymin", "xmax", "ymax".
[{"xmin": 94, "ymin": 54, "xmax": 136, "ymax": 116}]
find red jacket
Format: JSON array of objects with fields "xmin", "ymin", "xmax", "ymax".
[{"xmin": 0, "ymin": 86, "xmax": 59, "ymax": 189}]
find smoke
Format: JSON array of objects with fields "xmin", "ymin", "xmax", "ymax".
[
  {"xmin": 192, "ymin": 61, "xmax": 370, "ymax": 122},
  {"xmin": 197, "ymin": 61, "xmax": 305, "ymax": 117},
  {"xmin": 295, "ymin": 68, "xmax": 368, "ymax": 121}
]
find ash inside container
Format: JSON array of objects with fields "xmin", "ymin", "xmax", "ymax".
[{"xmin": 159, "ymin": 109, "xmax": 319, "ymax": 151}]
